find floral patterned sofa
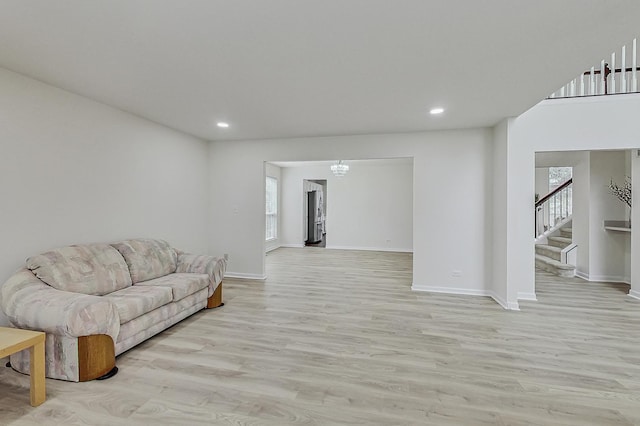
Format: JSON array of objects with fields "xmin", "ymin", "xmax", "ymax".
[{"xmin": 0, "ymin": 238, "xmax": 226, "ymax": 382}]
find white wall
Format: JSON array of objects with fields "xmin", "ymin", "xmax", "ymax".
[
  {"xmin": 625, "ymin": 150, "xmax": 632, "ymax": 283},
  {"xmin": 535, "ymin": 151, "xmax": 586, "ymax": 168},
  {"xmin": 0, "ymin": 68, "xmax": 210, "ymax": 325},
  {"xmin": 491, "ymin": 118, "xmax": 537, "ymax": 308},
  {"xmin": 507, "ymin": 94, "xmax": 640, "ymax": 303},
  {"xmin": 491, "ymin": 120, "xmax": 508, "ymax": 307},
  {"xmin": 535, "ymin": 168, "xmax": 549, "ymax": 199},
  {"xmin": 586, "ymin": 151, "xmax": 629, "ymax": 282},
  {"xmin": 631, "ymin": 153, "xmax": 640, "ymax": 299},
  {"xmin": 209, "ymin": 129, "xmax": 494, "ymax": 296},
  {"xmin": 572, "ymin": 152, "xmax": 591, "ymax": 277},
  {"xmin": 280, "ymin": 160, "xmax": 413, "ymax": 252},
  {"xmin": 264, "ymin": 162, "xmax": 282, "ymax": 252}
]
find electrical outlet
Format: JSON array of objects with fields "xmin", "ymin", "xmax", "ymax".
[{"xmin": 452, "ymin": 270, "xmax": 462, "ymax": 277}]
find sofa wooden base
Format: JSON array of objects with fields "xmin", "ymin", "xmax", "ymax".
[
  {"xmin": 207, "ymin": 282, "xmax": 224, "ymax": 309},
  {"xmin": 78, "ymin": 334, "xmax": 116, "ymax": 382}
]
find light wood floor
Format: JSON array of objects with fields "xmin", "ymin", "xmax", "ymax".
[{"xmin": 1, "ymin": 248, "xmax": 640, "ymax": 425}]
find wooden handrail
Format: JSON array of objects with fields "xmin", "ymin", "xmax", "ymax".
[
  {"xmin": 536, "ymin": 178, "xmax": 573, "ymax": 208},
  {"xmin": 580, "ymin": 63, "xmax": 639, "ymax": 95},
  {"xmin": 583, "ymin": 65, "xmax": 639, "ymax": 76}
]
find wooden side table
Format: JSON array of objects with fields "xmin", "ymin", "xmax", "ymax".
[{"xmin": 0, "ymin": 327, "xmax": 46, "ymax": 406}]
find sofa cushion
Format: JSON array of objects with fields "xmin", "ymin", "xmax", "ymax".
[
  {"xmin": 134, "ymin": 273, "xmax": 209, "ymax": 302},
  {"xmin": 26, "ymin": 244, "xmax": 132, "ymax": 296},
  {"xmin": 104, "ymin": 285, "xmax": 173, "ymax": 324},
  {"xmin": 111, "ymin": 239, "xmax": 177, "ymax": 283}
]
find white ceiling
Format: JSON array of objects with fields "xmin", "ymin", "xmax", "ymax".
[{"xmin": 0, "ymin": 1, "xmax": 638, "ymax": 141}]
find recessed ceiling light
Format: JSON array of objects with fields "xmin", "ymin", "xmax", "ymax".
[
  {"xmin": 217, "ymin": 122, "xmax": 230, "ymax": 128},
  {"xmin": 430, "ymin": 107, "xmax": 445, "ymax": 115}
]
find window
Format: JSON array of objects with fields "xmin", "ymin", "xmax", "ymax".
[
  {"xmin": 549, "ymin": 167, "xmax": 572, "ymax": 191},
  {"xmin": 547, "ymin": 166, "xmax": 573, "ymax": 225},
  {"xmin": 265, "ymin": 177, "xmax": 278, "ymax": 241}
]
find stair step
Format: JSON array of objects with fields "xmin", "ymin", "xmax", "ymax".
[
  {"xmin": 535, "ymin": 254, "xmax": 575, "ymax": 277},
  {"xmin": 548, "ymin": 236, "xmax": 572, "ymax": 249},
  {"xmin": 560, "ymin": 227, "xmax": 573, "ymax": 238},
  {"xmin": 535, "ymin": 244, "xmax": 562, "ymax": 261}
]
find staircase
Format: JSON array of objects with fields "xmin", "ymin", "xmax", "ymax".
[{"xmin": 535, "ymin": 227, "xmax": 576, "ymax": 277}]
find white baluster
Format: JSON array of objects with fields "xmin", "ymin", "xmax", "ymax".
[
  {"xmin": 590, "ymin": 66, "xmax": 595, "ymax": 95},
  {"xmin": 633, "ymin": 38, "xmax": 638, "ymax": 92},
  {"xmin": 570, "ymin": 79, "xmax": 576, "ymax": 96},
  {"xmin": 600, "ymin": 60, "xmax": 606, "ymax": 94},
  {"xmin": 621, "ymin": 45, "xmax": 627, "ymax": 93},
  {"xmin": 611, "ymin": 52, "xmax": 616, "ymax": 94},
  {"xmin": 580, "ymin": 74, "xmax": 585, "ymax": 96},
  {"xmin": 560, "ymin": 86, "xmax": 565, "ymax": 97}
]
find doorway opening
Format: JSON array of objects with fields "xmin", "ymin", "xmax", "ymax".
[
  {"xmin": 263, "ymin": 158, "xmax": 413, "ymax": 285},
  {"xmin": 304, "ymin": 179, "xmax": 327, "ymax": 247},
  {"xmin": 534, "ymin": 149, "xmax": 631, "ymax": 299}
]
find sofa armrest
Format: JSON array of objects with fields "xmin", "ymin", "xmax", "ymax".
[
  {"xmin": 176, "ymin": 254, "xmax": 227, "ymax": 297},
  {"xmin": 0, "ymin": 269, "xmax": 120, "ymax": 342}
]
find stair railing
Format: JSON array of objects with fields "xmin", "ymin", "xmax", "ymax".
[
  {"xmin": 549, "ymin": 38, "xmax": 639, "ymax": 98},
  {"xmin": 535, "ymin": 178, "xmax": 573, "ymax": 238}
]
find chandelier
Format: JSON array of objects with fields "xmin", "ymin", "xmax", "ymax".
[{"xmin": 330, "ymin": 160, "xmax": 349, "ymax": 177}]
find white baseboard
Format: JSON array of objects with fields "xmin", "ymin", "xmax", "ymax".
[
  {"xmin": 594, "ymin": 275, "xmax": 631, "ymax": 284},
  {"xmin": 506, "ymin": 300, "xmax": 520, "ymax": 310},
  {"xmin": 587, "ymin": 274, "xmax": 630, "ymax": 284},
  {"xmin": 628, "ymin": 289, "xmax": 640, "ymax": 300},
  {"xmin": 411, "ymin": 285, "xmax": 519, "ymax": 310},
  {"xmin": 490, "ymin": 291, "xmax": 520, "ymax": 311},
  {"xmin": 488, "ymin": 291, "xmax": 508, "ymax": 310},
  {"xmin": 411, "ymin": 284, "xmax": 488, "ymax": 296},
  {"xmin": 276, "ymin": 244, "xmax": 413, "ymax": 253},
  {"xmin": 574, "ymin": 271, "xmax": 630, "ymax": 284},
  {"xmin": 326, "ymin": 245, "xmax": 413, "ymax": 253},
  {"xmin": 517, "ymin": 292, "xmax": 538, "ymax": 301},
  {"xmin": 265, "ymin": 245, "xmax": 281, "ymax": 253},
  {"xmin": 225, "ymin": 272, "xmax": 267, "ymax": 280},
  {"xmin": 575, "ymin": 270, "xmax": 589, "ymax": 281}
]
